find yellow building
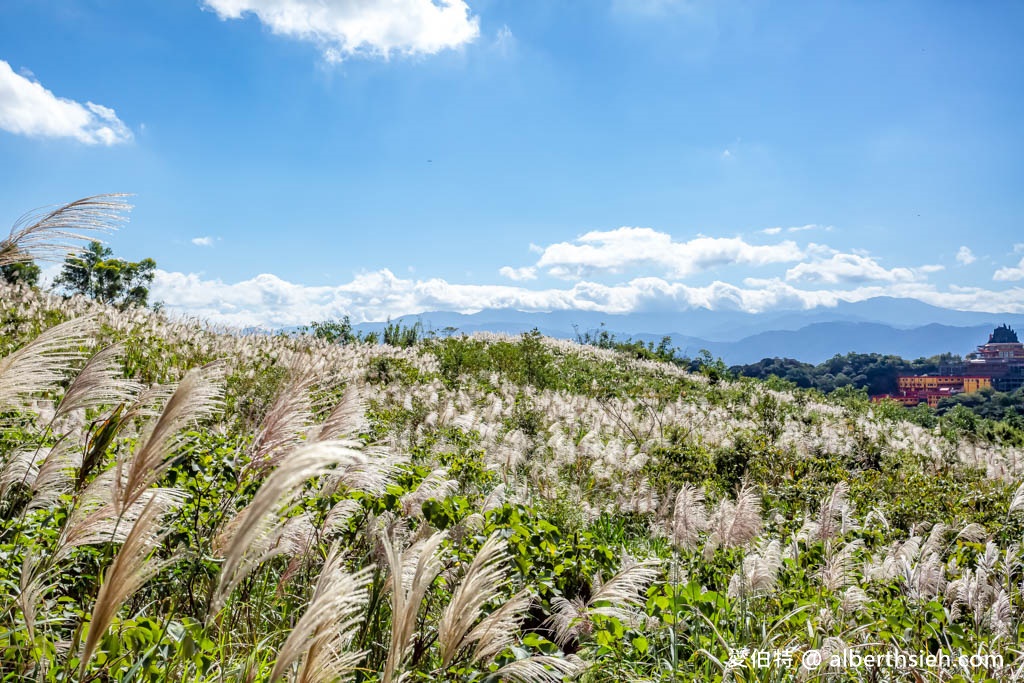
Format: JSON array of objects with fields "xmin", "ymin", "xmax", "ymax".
[
  {"xmin": 897, "ymin": 376, "xmax": 963, "ymax": 391},
  {"xmin": 962, "ymin": 376, "xmax": 992, "ymax": 393}
]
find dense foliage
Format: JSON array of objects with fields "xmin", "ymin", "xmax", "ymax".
[
  {"xmin": 53, "ymin": 241, "xmax": 156, "ymax": 309},
  {"xmin": 732, "ymin": 353, "xmax": 962, "ymax": 396}
]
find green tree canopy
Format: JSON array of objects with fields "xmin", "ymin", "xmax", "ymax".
[
  {"xmin": 54, "ymin": 241, "xmax": 156, "ymax": 308},
  {"xmin": 0, "ymin": 260, "xmax": 41, "ymax": 286}
]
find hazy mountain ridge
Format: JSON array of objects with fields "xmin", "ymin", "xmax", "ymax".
[{"xmin": 351, "ymin": 297, "xmax": 1024, "ymax": 364}]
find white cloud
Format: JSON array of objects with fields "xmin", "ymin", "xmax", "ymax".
[
  {"xmin": 149, "ymin": 267, "xmax": 1024, "ymax": 328},
  {"xmin": 494, "ymin": 24, "xmax": 516, "ymax": 57},
  {"xmin": 760, "ymin": 227, "xmax": 782, "ymax": 235},
  {"xmin": 956, "ymin": 246, "xmax": 976, "ymax": 265},
  {"xmin": 787, "ymin": 224, "xmax": 832, "ymax": 233},
  {"xmin": 202, "ymin": 0, "xmax": 480, "ymax": 61},
  {"xmin": 1014, "ymin": 243, "xmax": 1024, "ymax": 254},
  {"xmin": 499, "ymin": 265, "xmax": 537, "ymax": 281},
  {"xmin": 191, "ymin": 236, "xmax": 216, "ymax": 247},
  {"xmin": 785, "ymin": 253, "xmax": 918, "ymax": 285},
  {"xmin": 994, "ymin": 258, "xmax": 1024, "ymax": 282},
  {"xmin": 533, "ymin": 227, "xmax": 804, "ymax": 279},
  {"xmin": 0, "ymin": 59, "xmax": 132, "ymax": 144}
]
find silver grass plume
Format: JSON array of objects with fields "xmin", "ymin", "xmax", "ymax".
[
  {"xmin": 438, "ymin": 532, "xmax": 532, "ymax": 668},
  {"xmin": 381, "ymin": 529, "xmax": 448, "ymax": 683},
  {"xmin": 704, "ymin": 483, "xmax": 763, "ymax": 557},
  {"xmin": 0, "ymin": 194, "xmax": 130, "ymax": 267},
  {"xmin": 55, "ymin": 478, "xmax": 184, "ymax": 564},
  {"xmin": 17, "ymin": 549, "xmax": 50, "ymax": 647},
  {"xmin": 79, "ymin": 498, "xmax": 177, "ymax": 675},
  {"xmin": 670, "ymin": 484, "xmax": 707, "ymax": 551},
  {"xmin": 322, "ymin": 499, "xmax": 363, "ymax": 537},
  {"xmin": 210, "ymin": 441, "xmax": 376, "ymax": 618},
  {"xmin": 1009, "ymin": 481, "xmax": 1024, "ymax": 518},
  {"xmin": 27, "ymin": 438, "xmax": 81, "ymax": 511},
  {"xmin": 248, "ymin": 359, "xmax": 320, "ymax": 472},
  {"xmin": 839, "ymin": 586, "xmax": 870, "ymax": 614},
  {"xmin": 481, "ymin": 483, "xmax": 507, "ymax": 513},
  {"xmin": 728, "ymin": 538, "xmax": 783, "ymax": 599},
  {"xmin": 400, "ymin": 469, "xmax": 459, "ymax": 518},
  {"xmin": 0, "ymin": 315, "xmax": 99, "ymax": 411},
  {"xmin": 921, "ymin": 522, "xmax": 951, "ymax": 559},
  {"xmin": 0, "ymin": 448, "xmax": 47, "ymax": 498},
  {"xmin": 319, "ymin": 446, "xmax": 402, "ymax": 498},
  {"xmin": 269, "ymin": 546, "xmax": 372, "ymax": 683},
  {"xmin": 114, "ymin": 362, "xmax": 223, "ymax": 512},
  {"xmin": 53, "ymin": 343, "xmax": 142, "ymax": 422},
  {"xmin": 954, "ymin": 522, "xmax": 988, "ymax": 546},
  {"xmin": 818, "ymin": 539, "xmax": 864, "ymax": 592},
  {"xmin": 492, "ymin": 655, "xmax": 584, "ymax": 683},
  {"xmin": 311, "ymin": 382, "xmax": 366, "ymax": 442},
  {"xmin": 547, "ymin": 559, "xmax": 660, "ymax": 648},
  {"xmin": 799, "ymin": 481, "xmax": 852, "ymax": 544}
]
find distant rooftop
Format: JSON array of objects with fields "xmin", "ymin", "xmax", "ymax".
[{"xmin": 989, "ymin": 324, "xmax": 1020, "ymax": 344}]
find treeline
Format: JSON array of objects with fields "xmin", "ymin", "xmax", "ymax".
[{"xmin": 730, "ymin": 352, "xmax": 961, "ymax": 396}]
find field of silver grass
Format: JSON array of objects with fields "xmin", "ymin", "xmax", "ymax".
[{"xmin": 3, "ymin": 201, "xmax": 1024, "ymax": 681}]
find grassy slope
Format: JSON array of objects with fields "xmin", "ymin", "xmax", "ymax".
[{"xmin": 2, "ymin": 281, "xmax": 1024, "ymax": 682}]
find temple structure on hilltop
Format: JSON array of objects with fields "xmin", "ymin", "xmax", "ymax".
[{"xmin": 873, "ymin": 324, "xmax": 1024, "ymax": 407}]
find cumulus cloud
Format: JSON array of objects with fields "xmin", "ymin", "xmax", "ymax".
[
  {"xmin": 499, "ymin": 265, "xmax": 537, "ymax": 281},
  {"xmin": 0, "ymin": 59, "xmax": 132, "ymax": 144},
  {"xmin": 994, "ymin": 258, "xmax": 1024, "ymax": 282},
  {"xmin": 533, "ymin": 227, "xmax": 804, "ymax": 279},
  {"xmin": 149, "ymin": 267, "xmax": 1024, "ymax": 328},
  {"xmin": 191, "ymin": 236, "xmax": 216, "ymax": 247},
  {"xmin": 784, "ymin": 253, "xmax": 918, "ymax": 285},
  {"xmin": 956, "ymin": 246, "xmax": 976, "ymax": 265},
  {"xmin": 760, "ymin": 227, "xmax": 782, "ymax": 235},
  {"xmin": 202, "ymin": 0, "xmax": 480, "ymax": 60}
]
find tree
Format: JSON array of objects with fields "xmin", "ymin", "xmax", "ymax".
[
  {"xmin": 302, "ymin": 317, "xmax": 357, "ymax": 345},
  {"xmin": 54, "ymin": 241, "xmax": 156, "ymax": 308},
  {"xmin": 1, "ymin": 260, "xmax": 41, "ymax": 286}
]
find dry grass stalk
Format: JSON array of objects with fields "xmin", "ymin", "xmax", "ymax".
[
  {"xmin": 249, "ymin": 359, "xmax": 320, "ymax": 471},
  {"xmin": 728, "ymin": 538, "xmax": 783, "ymax": 599},
  {"xmin": 311, "ymin": 382, "xmax": 366, "ymax": 442},
  {"xmin": 78, "ymin": 498, "xmax": 177, "ymax": 675},
  {"xmin": 114, "ymin": 362, "xmax": 223, "ymax": 512},
  {"xmin": 400, "ymin": 469, "xmax": 458, "ymax": 518},
  {"xmin": 492, "ymin": 655, "xmax": 584, "ymax": 683},
  {"xmin": 210, "ymin": 441, "xmax": 376, "ymax": 618},
  {"xmin": 547, "ymin": 559, "xmax": 660, "ymax": 648},
  {"xmin": 270, "ymin": 545, "xmax": 372, "ymax": 682},
  {"xmin": 381, "ymin": 529, "xmax": 448, "ymax": 683},
  {"xmin": 670, "ymin": 484, "xmax": 707, "ymax": 551},
  {"xmin": 438, "ymin": 532, "xmax": 531, "ymax": 668},
  {"xmin": 0, "ymin": 316, "xmax": 99, "ymax": 411},
  {"xmin": 0, "ymin": 194, "xmax": 130, "ymax": 267},
  {"xmin": 704, "ymin": 483, "xmax": 763, "ymax": 557},
  {"xmin": 53, "ymin": 343, "xmax": 142, "ymax": 422}
]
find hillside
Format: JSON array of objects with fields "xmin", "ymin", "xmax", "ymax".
[
  {"xmin": 355, "ymin": 301, "xmax": 1024, "ymax": 364},
  {"xmin": 3, "ymin": 281, "xmax": 1024, "ymax": 681}
]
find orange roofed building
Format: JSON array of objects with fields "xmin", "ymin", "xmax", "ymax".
[{"xmin": 873, "ymin": 324, "xmax": 1023, "ymax": 407}]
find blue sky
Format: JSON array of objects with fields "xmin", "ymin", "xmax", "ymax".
[{"xmin": 1, "ymin": 0, "xmax": 1023, "ymax": 326}]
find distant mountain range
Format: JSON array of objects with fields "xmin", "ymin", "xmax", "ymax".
[{"xmin": 351, "ymin": 297, "xmax": 1024, "ymax": 365}]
